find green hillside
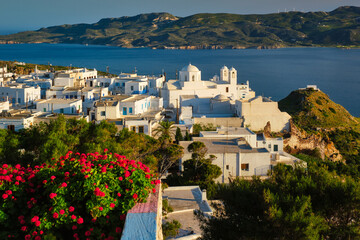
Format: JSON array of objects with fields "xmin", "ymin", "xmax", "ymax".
[
  {"xmin": 279, "ymin": 88, "xmax": 360, "ymax": 131},
  {"xmin": 1, "ymin": 6, "xmax": 360, "ymax": 48}
]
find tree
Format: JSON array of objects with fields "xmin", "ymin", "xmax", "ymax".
[
  {"xmin": 184, "ymin": 130, "xmax": 191, "ymax": 141},
  {"xmin": 197, "ymin": 162, "xmax": 360, "ymax": 240},
  {"xmin": 175, "ymin": 127, "xmax": 183, "ymax": 144},
  {"xmin": 153, "ymin": 121, "xmax": 176, "ymax": 146},
  {"xmin": 167, "ymin": 141, "xmax": 221, "ymax": 198},
  {"xmin": 155, "ymin": 143, "xmax": 183, "ymax": 178}
]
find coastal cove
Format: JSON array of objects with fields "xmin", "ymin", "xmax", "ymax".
[{"xmin": 0, "ymin": 43, "xmax": 359, "ymax": 116}]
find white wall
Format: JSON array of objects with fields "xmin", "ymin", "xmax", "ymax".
[
  {"xmin": 36, "ymin": 100, "xmax": 82, "ymax": 114},
  {"xmin": 236, "ymin": 97, "xmax": 291, "ymax": 132},
  {"xmin": 0, "ymin": 86, "xmax": 41, "ymax": 105},
  {"xmin": 54, "ymin": 78, "xmax": 74, "ymax": 87}
]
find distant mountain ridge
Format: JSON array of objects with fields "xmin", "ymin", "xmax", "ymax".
[{"xmin": 1, "ymin": 6, "xmax": 360, "ymax": 49}]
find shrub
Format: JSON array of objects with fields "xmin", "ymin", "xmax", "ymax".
[
  {"xmin": 162, "ymin": 219, "xmax": 181, "ymax": 239},
  {"xmin": 316, "ymin": 99, "xmax": 323, "ymax": 105},
  {"xmin": 0, "ymin": 150, "xmax": 159, "ymax": 240}
]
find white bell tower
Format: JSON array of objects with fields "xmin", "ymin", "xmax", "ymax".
[
  {"xmin": 229, "ymin": 67, "xmax": 237, "ymax": 85},
  {"xmin": 220, "ymin": 66, "xmax": 229, "ymax": 82}
]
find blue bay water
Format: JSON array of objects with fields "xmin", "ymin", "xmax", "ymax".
[{"xmin": 0, "ymin": 43, "xmax": 359, "ymax": 116}]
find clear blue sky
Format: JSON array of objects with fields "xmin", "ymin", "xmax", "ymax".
[{"xmin": 1, "ymin": 0, "xmax": 359, "ymax": 34}]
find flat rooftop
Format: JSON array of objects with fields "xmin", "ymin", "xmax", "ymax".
[
  {"xmin": 200, "ymin": 127, "xmax": 254, "ymax": 137},
  {"xmin": 180, "ymin": 137, "xmax": 268, "ymax": 154},
  {"xmin": 36, "ymin": 99, "xmax": 81, "ymax": 104},
  {"xmin": 163, "ymin": 186, "xmax": 212, "ymax": 238},
  {"xmin": 122, "ymin": 95, "xmax": 149, "ymax": 102}
]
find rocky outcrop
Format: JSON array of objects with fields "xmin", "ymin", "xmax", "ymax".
[
  {"xmin": 284, "ymin": 120, "xmax": 342, "ymax": 161},
  {"xmin": 263, "ymin": 121, "xmax": 272, "ymax": 138}
]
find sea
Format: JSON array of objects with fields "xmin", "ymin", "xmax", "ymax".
[{"xmin": 0, "ymin": 43, "xmax": 359, "ymax": 116}]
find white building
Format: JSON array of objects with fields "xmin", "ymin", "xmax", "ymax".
[
  {"xmin": 17, "ymin": 76, "xmax": 52, "ymax": 99},
  {"xmin": 46, "ymin": 86, "xmax": 108, "ymax": 103},
  {"xmin": 0, "ymin": 85, "xmax": 41, "ymax": 105},
  {"xmin": 161, "ymin": 64, "xmax": 255, "ymax": 111},
  {"xmin": 179, "ymin": 126, "xmax": 304, "ymax": 183},
  {"xmin": 87, "ymin": 77, "xmax": 116, "ymax": 90},
  {"xmin": 36, "ymin": 99, "xmax": 83, "ymax": 114},
  {"xmin": 55, "ymin": 68, "xmax": 97, "ymax": 87},
  {"xmin": 112, "ymin": 73, "xmax": 164, "ymax": 96},
  {"xmin": 235, "ymin": 96, "xmax": 291, "ymax": 132},
  {"xmin": 0, "ymin": 110, "xmax": 42, "ymax": 131},
  {"xmin": 54, "ymin": 77, "xmax": 74, "ymax": 87},
  {"xmin": 0, "ymin": 101, "xmax": 10, "ymax": 111}
]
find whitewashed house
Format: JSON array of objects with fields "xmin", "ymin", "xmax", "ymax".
[
  {"xmin": 0, "ymin": 110, "xmax": 42, "ymax": 131},
  {"xmin": 55, "ymin": 68, "xmax": 97, "ymax": 87},
  {"xmin": 179, "ymin": 127, "xmax": 304, "ymax": 183},
  {"xmin": 16, "ymin": 77, "xmax": 52, "ymax": 99},
  {"xmin": 0, "ymin": 84, "xmax": 41, "ymax": 105},
  {"xmin": 36, "ymin": 99, "xmax": 83, "ymax": 114}
]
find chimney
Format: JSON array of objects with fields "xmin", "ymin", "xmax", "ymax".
[{"xmin": 201, "ymin": 189, "xmax": 207, "ymax": 202}]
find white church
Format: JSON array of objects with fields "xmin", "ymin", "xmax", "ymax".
[{"xmin": 161, "ymin": 64, "xmax": 255, "ymax": 115}]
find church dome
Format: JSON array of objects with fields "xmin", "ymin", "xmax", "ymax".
[
  {"xmin": 221, "ymin": 66, "xmax": 229, "ymax": 71},
  {"xmin": 212, "ymin": 94, "xmax": 229, "ymax": 102},
  {"xmin": 181, "ymin": 64, "xmax": 200, "ymax": 72},
  {"xmin": 230, "ymin": 67, "xmax": 236, "ymax": 71}
]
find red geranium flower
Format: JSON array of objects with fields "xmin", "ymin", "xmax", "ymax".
[{"xmin": 77, "ymin": 217, "xmax": 84, "ymax": 224}]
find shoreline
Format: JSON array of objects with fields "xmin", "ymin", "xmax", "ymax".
[{"xmin": 0, "ymin": 42, "xmax": 359, "ymax": 50}]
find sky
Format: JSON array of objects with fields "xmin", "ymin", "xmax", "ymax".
[{"xmin": 1, "ymin": 0, "xmax": 359, "ymax": 34}]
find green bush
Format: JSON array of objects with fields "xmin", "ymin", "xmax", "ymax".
[
  {"xmin": 162, "ymin": 220, "xmax": 181, "ymax": 239},
  {"xmin": 0, "ymin": 150, "xmax": 158, "ymax": 240}
]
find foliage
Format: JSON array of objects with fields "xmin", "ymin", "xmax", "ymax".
[
  {"xmin": 162, "ymin": 220, "xmax": 181, "ymax": 239},
  {"xmin": 153, "ymin": 121, "xmax": 176, "ymax": 146},
  {"xmin": 184, "ymin": 131, "xmax": 191, "ymax": 141},
  {"xmin": 154, "ymin": 143, "xmax": 183, "ymax": 178},
  {"xmin": 0, "ymin": 150, "xmax": 160, "ymax": 240},
  {"xmin": 278, "ymin": 89, "xmax": 360, "ymax": 131},
  {"xmin": 192, "ymin": 123, "xmax": 217, "ymax": 136},
  {"xmin": 198, "ymin": 162, "xmax": 360, "ymax": 240},
  {"xmin": 175, "ymin": 127, "xmax": 183, "ymax": 144},
  {"xmin": 162, "ymin": 199, "xmax": 173, "ymax": 215},
  {"xmin": 166, "ymin": 141, "xmax": 221, "ymax": 199}
]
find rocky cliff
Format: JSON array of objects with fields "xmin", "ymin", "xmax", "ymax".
[{"xmin": 284, "ymin": 120, "xmax": 342, "ymax": 161}]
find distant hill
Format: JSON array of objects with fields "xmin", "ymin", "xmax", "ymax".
[
  {"xmin": 279, "ymin": 88, "xmax": 360, "ymax": 131},
  {"xmin": 0, "ymin": 6, "xmax": 360, "ymax": 49}
]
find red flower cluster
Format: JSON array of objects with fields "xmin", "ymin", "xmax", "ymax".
[{"xmin": 0, "ymin": 150, "xmax": 156, "ymax": 239}]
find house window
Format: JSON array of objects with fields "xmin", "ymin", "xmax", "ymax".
[
  {"xmin": 122, "ymin": 83, "xmax": 125, "ymax": 87},
  {"xmin": 101, "ymin": 111, "xmax": 105, "ymax": 116},
  {"xmin": 7, "ymin": 125, "xmax": 15, "ymax": 131},
  {"xmin": 274, "ymin": 145, "xmax": 278, "ymax": 152},
  {"xmin": 123, "ymin": 107, "xmax": 127, "ymax": 115},
  {"xmin": 131, "ymin": 86, "xmax": 134, "ymax": 91},
  {"xmin": 131, "ymin": 126, "xmax": 136, "ymax": 132},
  {"xmin": 43, "ymin": 108, "xmax": 46, "ymax": 112},
  {"xmin": 226, "ymin": 87, "xmax": 229, "ymax": 93},
  {"xmin": 60, "ymin": 108, "xmax": 64, "ymax": 114},
  {"xmin": 129, "ymin": 107, "xmax": 133, "ymax": 114},
  {"xmin": 192, "ymin": 75, "xmax": 195, "ymax": 81},
  {"xmin": 138, "ymin": 126, "xmax": 144, "ymax": 133},
  {"xmin": 241, "ymin": 163, "xmax": 249, "ymax": 171},
  {"xmin": 268, "ymin": 144, "xmax": 271, "ymax": 149},
  {"xmin": 226, "ymin": 165, "xmax": 229, "ymax": 170}
]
